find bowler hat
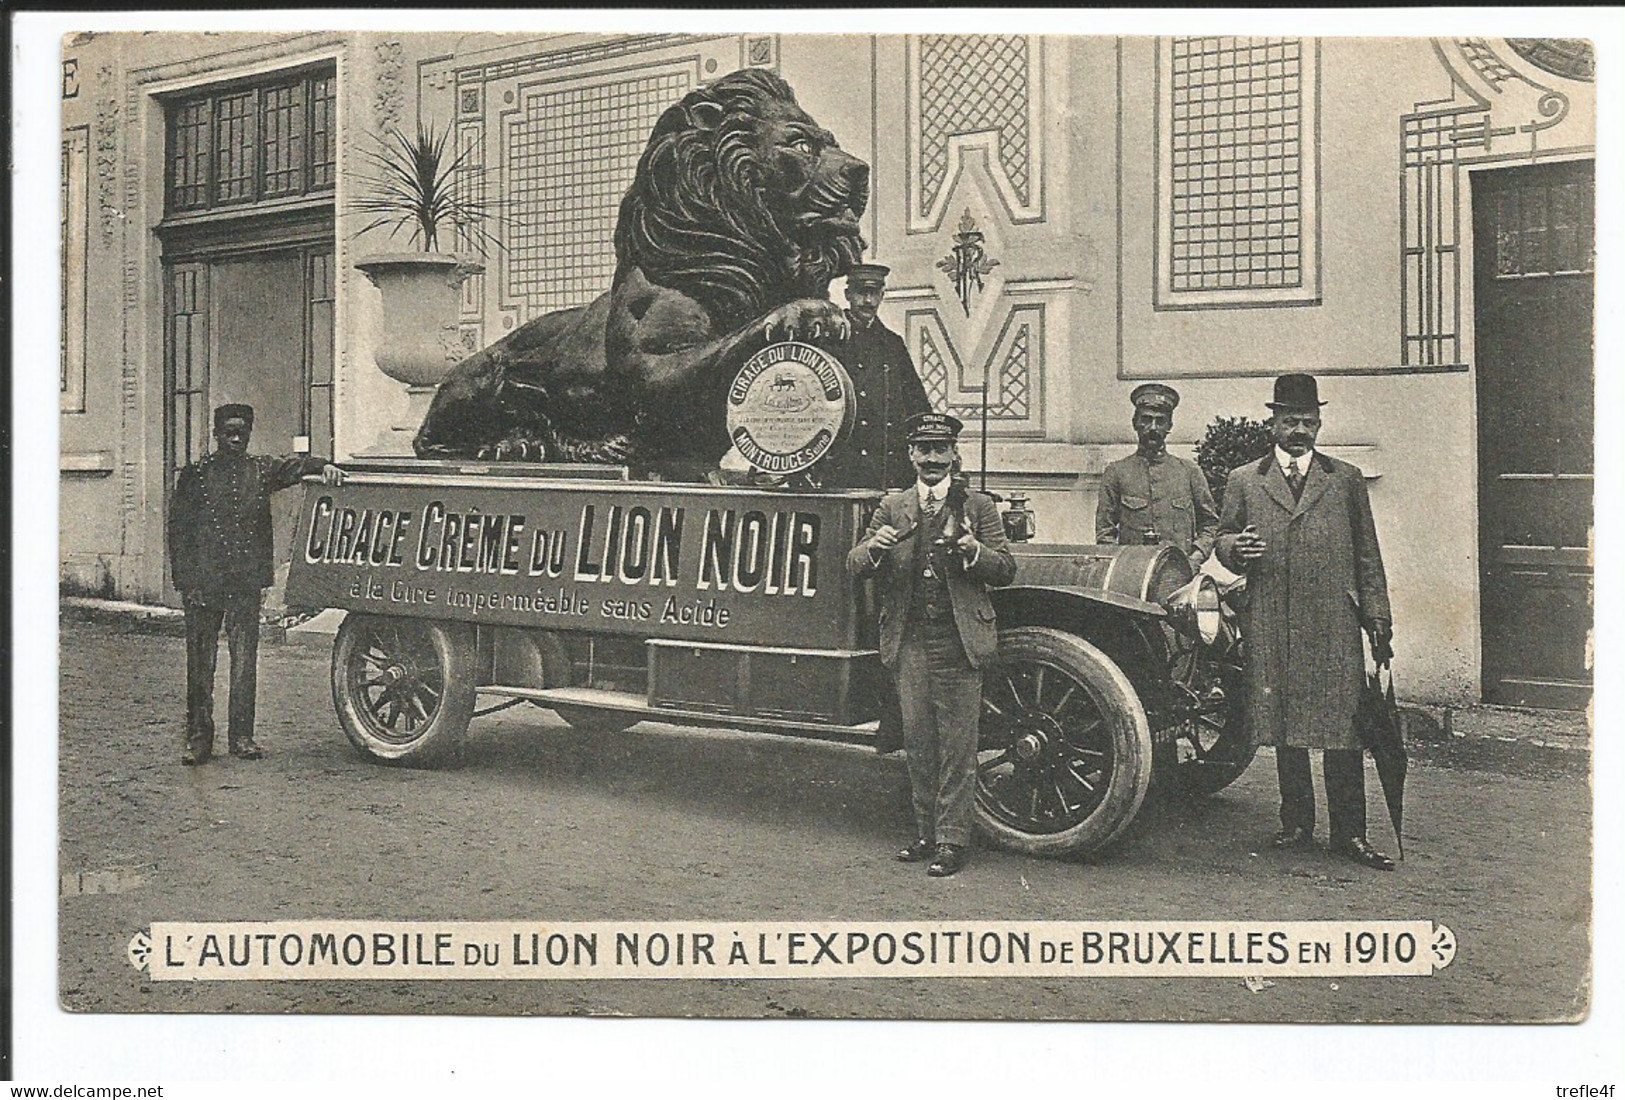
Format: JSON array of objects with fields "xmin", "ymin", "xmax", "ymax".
[
  {"xmin": 904, "ymin": 411, "xmax": 963, "ymax": 444},
  {"xmin": 1266, "ymin": 374, "xmax": 1326, "ymax": 410},
  {"xmin": 1130, "ymin": 383, "xmax": 1180, "ymax": 413},
  {"xmin": 214, "ymin": 403, "xmax": 255, "ymax": 430},
  {"xmin": 847, "ymin": 263, "xmax": 890, "ymax": 289}
]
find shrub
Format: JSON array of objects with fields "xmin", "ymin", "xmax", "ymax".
[{"xmin": 1196, "ymin": 415, "xmax": 1274, "ymax": 507}]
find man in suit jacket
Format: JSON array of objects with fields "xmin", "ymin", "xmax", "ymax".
[
  {"xmin": 1214, "ymin": 374, "xmax": 1397, "ymax": 870},
  {"xmin": 847, "ymin": 412, "xmax": 1018, "ymax": 877}
]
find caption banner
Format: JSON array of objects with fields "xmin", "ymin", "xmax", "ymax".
[{"xmin": 129, "ymin": 920, "xmax": 1457, "ymax": 980}]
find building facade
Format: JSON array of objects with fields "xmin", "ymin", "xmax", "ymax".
[{"xmin": 59, "ymin": 31, "xmax": 1596, "ymax": 708}]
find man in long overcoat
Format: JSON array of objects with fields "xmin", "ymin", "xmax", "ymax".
[
  {"xmin": 1214, "ymin": 374, "xmax": 1396, "ymax": 870},
  {"xmin": 847, "ymin": 412, "xmax": 1018, "ymax": 877}
]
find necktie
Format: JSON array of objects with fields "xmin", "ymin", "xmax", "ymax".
[
  {"xmin": 921, "ymin": 492, "xmax": 941, "ymax": 579},
  {"xmin": 1286, "ymin": 459, "xmax": 1306, "ymax": 501}
]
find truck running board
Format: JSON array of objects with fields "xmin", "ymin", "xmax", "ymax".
[{"xmin": 479, "ymin": 685, "xmax": 883, "ymax": 744}]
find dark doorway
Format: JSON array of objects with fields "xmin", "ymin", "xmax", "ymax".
[
  {"xmin": 1471, "ymin": 159, "xmax": 1593, "ymax": 710},
  {"xmin": 161, "ymin": 243, "xmax": 335, "ymax": 602}
]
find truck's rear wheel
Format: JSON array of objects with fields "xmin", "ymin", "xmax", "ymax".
[
  {"xmin": 332, "ymin": 614, "xmax": 476, "ymax": 765},
  {"xmin": 975, "ymin": 627, "xmax": 1153, "ymax": 858}
]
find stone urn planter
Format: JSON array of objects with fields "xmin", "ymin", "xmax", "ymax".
[{"xmin": 355, "ymin": 252, "xmax": 482, "ymax": 447}]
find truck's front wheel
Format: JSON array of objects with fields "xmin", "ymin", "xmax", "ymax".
[
  {"xmin": 975, "ymin": 627, "xmax": 1154, "ymax": 858},
  {"xmin": 331, "ymin": 614, "xmax": 476, "ymax": 765}
]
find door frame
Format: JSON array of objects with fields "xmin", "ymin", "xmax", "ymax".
[{"xmin": 1468, "ymin": 156, "xmax": 1594, "ymax": 709}]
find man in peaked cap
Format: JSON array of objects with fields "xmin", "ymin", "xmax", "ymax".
[
  {"xmin": 1096, "ymin": 382, "xmax": 1219, "ymax": 569},
  {"xmin": 820, "ymin": 263, "xmax": 932, "ymax": 493},
  {"xmin": 168, "ymin": 404, "xmax": 345, "ymax": 765},
  {"xmin": 821, "ymin": 263, "xmax": 933, "ymax": 756},
  {"xmin": 847, "ymin": 412, "xmax": 1017, "ymax": 877},
  {"xmin": 1215, "ymin": 374, "xmax": 1397, "ymax": 870}
]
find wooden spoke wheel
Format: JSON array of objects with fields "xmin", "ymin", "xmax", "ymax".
[
  {"xmin": 1166, "ymin": 640, "xmax": 1255, "ymax": 796},
  {"xmin": 974, "ymin": 627, "xmax": 1154, "ymax": 858},
  {"xmin": 331, "ymin": 614, "xmax": 476, "ymax": 765}
]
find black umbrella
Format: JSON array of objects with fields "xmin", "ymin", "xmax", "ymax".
[{"xmin": 1355, "ymin": 661, "xmax": 1407, "ymax": 860}]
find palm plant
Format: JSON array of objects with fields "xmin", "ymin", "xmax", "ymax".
[{"xmin": 351, "ymin": 122, "xmax": 500, "ymax": 254}]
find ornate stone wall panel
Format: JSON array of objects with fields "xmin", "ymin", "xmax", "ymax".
[
  {"xmin": 1400, "ymin": 37, "xmax": 1595, "ymax": 367},
  {"xmin": 62, "ymin": 127, "xmax": 90, "ymax": 412},
  {"xmin": 498, "ymin": 66, "xmax": 696, "ymax": 320},
  {"xmin": 432, "ymin": 36, "xmax": 751, "ymax": 331},
  {"xmin": 905, "ymin": 305, "xmax": 1044, "ymax": 437},
  {"xmin": 1153, "ymin": 36, "xmax": 1322, "ymax": 310},
  {"xmin": 906, "ymin": 35, "xmax": 1043, "ymax": 233}
]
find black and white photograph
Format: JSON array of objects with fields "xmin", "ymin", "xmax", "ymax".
[{"xmin": 9, "ymin": 7, "xmax": 1622, "ymax": 1093}]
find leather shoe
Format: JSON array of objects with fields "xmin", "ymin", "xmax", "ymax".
[
  {"xmin": 181, "ymin": 746, "xmax": 211, "ymax": 766},
  {"xmin": 896, "ymin": 838, "xmax": 934, "ymax": 863},
  {"xmin": 927, "ymin": 844, "xmax": 967, "ymax": 877},
  {"xmin": 1336, "ymin": 836, "xmax": 1396, "ymax": 871},
  {"xmin": 229, "ymin": 741, "xmax": 266, "ymax": 760},
  {"xmin": 1272, "ymin": 826, "xmax": 1314, "ymax": 849}
]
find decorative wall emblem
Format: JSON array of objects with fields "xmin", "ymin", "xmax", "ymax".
[
  {"xmin": 907, "ymin": 35, "xmax": 1043, "ymax": 232},
  {"xmin": 936, "ymin": 210, "xmax": 1001, "ymax": 316},
  {"xmin": 1502, "ymin": 38, "xmax": 1595, "ymax": 84},
  {"xmin": 746, "ymin": 36, "xmax": 776, "ymax": 68}
]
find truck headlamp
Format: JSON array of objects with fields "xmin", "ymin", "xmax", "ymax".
[{"xmin": 1163, "ymin": 573, "xmax": 1221, "ymax": 646}]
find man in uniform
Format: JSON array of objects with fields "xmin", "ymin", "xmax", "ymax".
[
  {"xmin": 168, "ymin": 404, "xmax": 345, "ymax": 765},
  {"xmin": 821, "ymin": 262, "xmax": 933, "ymax": 755},
  {"xmin": 819, "ymin": 263, "xmax": 932, "ymax": 492},
  {"xmin": 1096, "ymin": 383, "xmax": 1219, "ymax": 568},
  {"xmin": 847, "ymin": 413, "xmax": 1017, "ymax": 877},
  {"xmin": 1214, "ymin": 374, "xmax": 1396, "ymax": 870}
]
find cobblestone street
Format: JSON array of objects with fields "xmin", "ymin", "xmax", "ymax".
[{"xmin": 58, "ymin": 615, "xmax": 1591, "ymax": 1023}]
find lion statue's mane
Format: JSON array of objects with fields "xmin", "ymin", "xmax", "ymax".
[{"xmin": 413, "ymin": 68, "xmax": 869, "ymax": 469}]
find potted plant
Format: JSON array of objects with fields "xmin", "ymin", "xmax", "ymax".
[
  {"xmin": 1195, "ymin": 414, "xmax": 1275, "ymax": 509},
  {"xmin": 1195, "ymin": 413, "xmax": 1274, "ymax": 592},
  {"xmin": 351, "ymin": 122, "xmax": 497, "ymax": 391}
]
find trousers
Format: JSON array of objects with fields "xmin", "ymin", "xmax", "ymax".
[
  {"xmin": 184, "ymin": 588, "xmax": 263, "ymax": 752},
  {"xmin": 895, "ymin": 618, "xmax": 982, "ymax": 848},
  {"xmin": 1276, "ymin": 746, "xmax": 1367, "ymax": 843}
]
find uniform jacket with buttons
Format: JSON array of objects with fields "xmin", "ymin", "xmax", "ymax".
[
  {"xmin": 1095, "ymin": 450, "xmax": 1220, "ymax": 560},
  {"xmin": 1214, "ymin": 451, "xmax": 1390, "ymax": 750},
  {"xmin": 168, "ymin": 451, "xmax": 329, "ymax": 592},
  {"xmin": 846, "ymin": 485, "xmax": 1018, "ymax": 670},
  {"xmin": 821, "ymin": 317, "xmax": 931, "ymax": 490}
]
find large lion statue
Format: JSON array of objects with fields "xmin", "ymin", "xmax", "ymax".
[{"xmin": 413, "ymin": 68, "xmax": 870, "ymax": 470}]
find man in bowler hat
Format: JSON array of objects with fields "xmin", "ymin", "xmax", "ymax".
[
  {"xmin": 1214, "ymin": 375, "xmax": 1396, "ymax": 869},
  {"xmin": 1096, "ymin": 382, "xmax": 1219, "ymax": 567},
  {"xmin": 847, "ymin": 412, "xmax": 1018, "ymax": 876},
  {"xmin": 168, "ymin": 404, "xmax": 344, "ymax": 765},
  {"xmin": 821, "ymin": 263, "xmax": 932, "ymax": 492}
]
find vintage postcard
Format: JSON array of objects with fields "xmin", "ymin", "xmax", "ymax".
[{"xmin": 13, "ymin": 8, "xmax": 1620, "ymax": 1089}]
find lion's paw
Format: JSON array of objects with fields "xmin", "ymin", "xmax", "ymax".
[
  {"xmin": 763, "ymin": 298, "xmax": 849, "ymax": 345},
  {"xmin": 477, "ymin": 435, "xmax": 549, "ymax": 462}
]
